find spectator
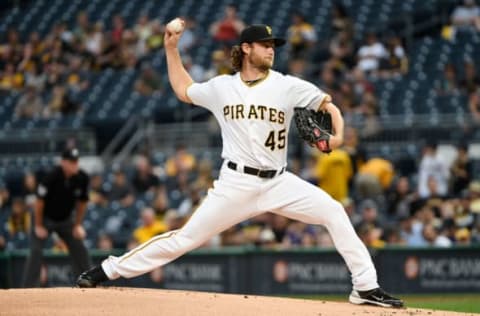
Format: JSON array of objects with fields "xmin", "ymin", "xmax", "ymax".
[
  {"xmin": 356, "ymin": 32, "xmax": 387, "ymax": 75},
  {"xmin": 0, "ymin": 235, "xmax": 5, "ymax": 251},
  {"xmin": 379, "ymin": 34, "xmax": 408, "ymax": 78},
  {"xmin": 134, "ymin": 64, "xmax": 162, "ymax": 96},
  {"xmin": 299, "ymin": 154, "xmax": 318, "ymax": 184},
  {"xmin": 357, "ymin": 224, "xmax": 385, "ymax": 248},
  {"xmin": 73, "ymin": 11, "xmax": 90, "ymax": 43},
  {"xmin": 417, "ymin": 141, "xmax": 450, "ymax": 198},
  {"xmin": 331, "ymin": 3, "xmax": 354, "ymax": 39},
  {"xmin": 343, "ymin": 127, "xmax": 367, "ymax": 178},
  {"xmin": 165, "ymin": 144, "xmax": 196, "ymax": 177},
  {"xmin": 6, "ymin": 197, "xmax": 31, "ymax": 237},
  {"xmin": 14, "ymin": 84, "xmax": 44, "ymax": 119},
  {"xmin": 383, "ymin": 226, "xmax": 406, "ymax": 245},
  {"xmin": 183, "ymin": 55, "xmax": 205, "ymax": 82},
  {"xmin": 96, "ymin": 233, "xmax": 114, "ymax": 251},
  {"xmin": 283, "ymin": 221, "xmax": 317, "ymax": 247},
  {"xmin": 53, "ymin": 21, "xmax": 74, "ymax": 46},
  {"xmin": 134, "ymin": 13, "xmax": 153, "ymax": 42},
  {"xmin": 357, "ymin": 91, "xmax": 381, "ymax": 138},
  {"xmin": 0, "ymin": 186, "xmax": 10, "ymax": 210},
  {"xmin": 23, "ymin": 63, "xmax": 46, "ymax": 92},
  {"xmin": 471, "ymin": 214, "xmax": 480, "ymax": 244},
  {"xmin": 192, "ymin": 159, "xmax": 214, "ymax": 192},
  {"xmin": 209, "ymin": 4, "xmax": 245, "ymax": 46},
  {"xmin": 350, "ymin": 67, "xmax": 375, "ymax": 102},
  {"xmin": 455, "ymin": 227, "xmax": 472, "ymax": 245},
  {"xmin": 146, "ymin": 20, "xmax": 164, "ymax": 52},
  {"xmin": 317, "ymin": 66, "xmax": 340, "ymax": 101},
  {"xmin": 44, "ymin": 84, "xmax": 80, "ymax": 117},
  {"xmin": 22, "ymin": 172, "xmax": 37, "ymax": 208},
  {"xmin": 204, "ymin": 49, "xmax": 235, "ymax": 79},
  {"xmin": 164, "ymin": 209, "xmax": 184, "ymax": 231},
  {"xmin": 132, "ymin": 155, "xmax": 160, "ymax": 194},
  {"xmin": 151, "ymin": 188, "xmax": 169, "ymax": 218},
  {"xmin": 177, "ymin": 17, "xmax": 197, "ymax": 54},
  {"xmin": 286, "ymin": 11, "xmax": 317, "ymax": 59},
  {"xmin": 386, "ymin": 176, "xmax": 416, "ymax": 219},
  {"xmin": 435, "ymin": 63, "xmax": 459, "ymax": 95},
  {"xmin": 287, "ymin": 58, "xmax": 308, "ymax": 79},
  {"xmin": 43, "ymin": 61, "xmax": 63, "ymax": 89},
  {"xmin": 399, "ymin": 215, "xmax": 425, "ymax": 247},
  {"xmin": 120, "ymin": 30, "xmax": 140, "ymax": 68},
  {"xmin": 132, "ymin": 207, "xmax": 167, "ymax": 244},
  {"xmin": 85, "ymin": 22, "xmax": 104, "ymax": 57},
  {"xmin": 355, "ymin": 199, "xmax": 384, "ymax": 232},
  {"xmin": 449, "ymin": 143, "xmax": 472, "ymax": 195},
  {"xmin": 66, "ymin": 56, "xmax": 89, "ymax": 93},
  {"xmin": 0, "ymin": 62, "xmax": 24, "ymax": 90},
  {"xmin": 134, "ymin": 14, "xmax": 153, "ymax": 58},
  {"xmin": 354, "ymin": 157, "xmax": 395, "ymax": 202},
  {"xmin": 110, "ymin": 14, "xmax": 125, "ymax": 47},
  {"xmin": 468, "ymin": 181, "xmax": 480, "ymax": 214},
  {"xmin": 451, "ymin": 0, "xmax": 480, "ymax": 32},
  {"xmin": 469, "ymin": 87, "xmax": 480, "ymax": 123},
  {"xmin": 315, "ymin": 148, "xmax": 353, "ymax": 202},
  {"xmin": 3, "ymin": 28, "xmax": 23, "ymax": 64},
  {"xmin": 422, "ymin": 223, "xmax": 452, "ymax": 247},
  {"xmin": 459, "ymin": 61, "xmax": 480, "ymax": 93},
  {"xmin": 271, "ymin": 214, "xmax": 289, "ymax": 244},
  {"xmin": 88, "ymin": 174, "xmax": 109, "ymax": 208},
  {"xmin": 328, "ymin": 30, "xmax": 355, "ymax": 70},
  {"xmin": 107, "ymin": 169, "xmax": 134, "ymax": 207},
  {"xmin": 51, "ymin": 232, "xmax": 68, "ymax": 253},
  {"xmin": 177, "ymin": 183, "xmax": 204, "ymax": 217}
]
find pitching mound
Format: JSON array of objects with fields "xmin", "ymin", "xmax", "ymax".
[{"xmin": 0, "ymin": 287, "xmax": 469, "ymax": 316}]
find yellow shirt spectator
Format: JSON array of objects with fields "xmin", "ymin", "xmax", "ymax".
[
  {"xmin": 359, "ymin": 158, "xmax": 395, "ymax": 190},
  {"xmin": 315, "ymin": 149, "xmax": 353, "ymax": 201},
  {"xmin": 133, "ymin": 208, "xmax": 168, "ymax": 244},
  {"xmin": 165, "ymin": 145, "xmax": 196, "ymax": 177}
]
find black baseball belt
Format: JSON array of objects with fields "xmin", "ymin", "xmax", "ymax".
[{"xmin": 227, "ymin": 161, "xmax": 285, "ymax": 179}]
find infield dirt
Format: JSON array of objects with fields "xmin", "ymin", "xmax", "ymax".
[{"xmin": 0, "ymin": 288, "xmax": 473, "ymax": 316}]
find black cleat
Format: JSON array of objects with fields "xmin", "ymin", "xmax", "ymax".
[
  {"xmin": 76, "ymin": 265, "xmax": 109, "ymax": 288},
  {"xmin": 349, "ymin": 287, "xmax": 404, "ymax": 308}
]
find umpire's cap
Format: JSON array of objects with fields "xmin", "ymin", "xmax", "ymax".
[
  {"xmin": 62, "ymin": 147, "xmax": 80, "ymax": 161},
  {"xmin": 240, "ymin": 24, "xmax": 286, "ymax": 47}
]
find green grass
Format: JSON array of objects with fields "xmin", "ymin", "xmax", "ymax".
[{"xmin": 286, "ymin": 293, "xmax": 480, "ymax": 314}]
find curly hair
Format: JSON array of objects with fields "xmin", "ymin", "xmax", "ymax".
[{"xmin": 230, "ymin": 45, "xmax": 244, "ymax": 72}]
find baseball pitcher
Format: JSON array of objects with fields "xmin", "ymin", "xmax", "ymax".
[{"xmin": 77, "ymin": 21, "xmax": 403, "ymax": 308}]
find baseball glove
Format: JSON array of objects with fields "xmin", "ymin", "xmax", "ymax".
[{"xmin": 294, "ymin": 107, "xmax": 332, "ymax": 153}]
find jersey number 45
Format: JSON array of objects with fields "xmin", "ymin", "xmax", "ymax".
[{"xmin": 265, "ymin": 129, "xmax": 286, "ymax": 151}]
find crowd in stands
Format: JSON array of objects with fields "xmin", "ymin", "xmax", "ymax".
[
  {"xmin": 1, "ymin": 131, "xmax": 480, "ymax": 253},
  {"xmin": 1, "ymin": 2, "xmax": 480, "ymax": 253}
]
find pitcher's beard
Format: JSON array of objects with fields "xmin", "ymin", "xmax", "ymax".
[{"xmin": 249, "ymin": 54, "xmax": 273, "ymax": 72}]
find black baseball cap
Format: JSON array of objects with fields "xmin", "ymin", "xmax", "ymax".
[
  {"xmin": 240, "ymin": 24, "xmax": 286, "ymax": 47},
  {"xmin": 62, "ymin": 147, "xmax": 80, "ymax": 161}
]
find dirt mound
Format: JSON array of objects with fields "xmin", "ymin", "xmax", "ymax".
[{"xmin": 0, "ymin": 288, "xmax": 469, "ymax": 316}]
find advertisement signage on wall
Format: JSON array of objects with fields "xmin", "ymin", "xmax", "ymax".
[
  {"xmin": 377, "ymin": 247, "xmax": 480, "ymax": 293},
  {"xmin": 3, "ymin": 247, "xmax": 480, "ymax": 294},
  {"xmin": 250, "ymin": 250, "xmax": 351, "ymax": 295}
]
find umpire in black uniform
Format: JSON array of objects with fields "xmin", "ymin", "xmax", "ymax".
[{"xmin": 23, "ymin": 148, "xmax": 91, "ymax": 287}]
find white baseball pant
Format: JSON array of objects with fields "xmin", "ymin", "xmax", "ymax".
[{"xmin": 101, "ymin": 162, "xmax": 379, "ymax": 291}]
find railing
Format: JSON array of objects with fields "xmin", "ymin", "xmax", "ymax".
[
  {"xmin": 0, "ymin": 128, "xmax": 96, "ymax": 157},
  {"xmin": 101, "ymin": 115, "xmax": 144, "ymax": 163},
  {"xmin": 101, "ymin": 112, "xmax": 479, "ymax": 167}
]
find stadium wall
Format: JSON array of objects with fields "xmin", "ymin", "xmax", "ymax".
[{"xmin": 1, "ymin": 247, "xmax": 479, "ymax": 294}]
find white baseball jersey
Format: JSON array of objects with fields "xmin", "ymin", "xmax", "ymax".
[
  {"xmin": 101, "ymin": 69, "xmax": 380, "ymax": 293},
  {"xmin": 187, "ymin": 70, "xmax": 328, "ymax": 169}
]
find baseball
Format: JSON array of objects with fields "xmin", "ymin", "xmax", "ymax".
[{"xmin": 166, "ymin": 18, "xmax": 184, "ymax": 33}]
